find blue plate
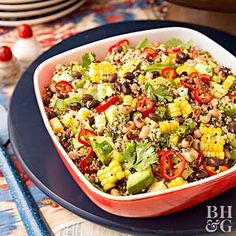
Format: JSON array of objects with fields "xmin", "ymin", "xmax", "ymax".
[{"xmin": 9, "ymin": 21, "xmax": 236, "ymax": 235}]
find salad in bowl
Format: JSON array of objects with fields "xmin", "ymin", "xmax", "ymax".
[{"xmin": 42, "ymin": 36, "xmax": 236, "ymax": 197}]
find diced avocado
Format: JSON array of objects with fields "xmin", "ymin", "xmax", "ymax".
[
  {"xmin": 222, "ymin": 104, "xmax": 236, "ymax": 118},
  {"xmin": 135, "ymin": 37, "xmax": 151, "ymax": 49},
  {"xmin": 64, "ymin": 95, "xmax": 80, "ymax": 106},
  {"xmin": 105, "ymin": 105, "xmax": 118, "ymax": 125},
  {"xmin": 90, "ymin": 136, "xmax": 114, "ymax": 165},
  {"xmin": 127, "ymin": 167, "xmax": 154, "ymax": 194},
  {"xmin": 54, "ymin": 98, "xmax": 66, "ymax": 111},
  {"xmin": 147, "ymin": 181, "xmax": 167, "ymax": 192},
  {"xmin": 230, "ymin": 149, "xmax": 236, "ymax": 161},
  {"xmin": 50, "ymin": 117, "xmax": 63, "ymax": 133},
  {"xmin": 194, "ymin": 63, "xmax": 212, "ymax": 76},
  {"xmin": 229, "ymin": 138, "xmax": 236, "ymax": 149}
]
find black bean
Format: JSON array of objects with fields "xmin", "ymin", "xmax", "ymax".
[
  {"xmin": 48, "ymin": 110, "xmax": 57, "ymax": 119},
  {"xmin": 116, "ymin": 45, "xmax": 123, "ymax": 53},
  {"xmin": 176, "ymin": 52, "xmax": 187, "ymax": 64},
  {"xmin": 194, "ymin": 170, "xmax": 208, "ymax": 180},
  {"xmin": 57, "ymin": 93, "xmax": 69, "ymax": 99},
  {"xmin": 87, "ymin": 99, "xmax": 100, "ymax": 109},
  {"xmin": 124, "ymin": 72, "xmax": 135, "ymax": 80},
  {"xmin": 153, "ymin": 71, "xmax": 160, "ymax": 78},
  {"xmin": 180, "ymin": 71, "xmax": 188, "ymax": 77},
  {"xmin": 126, "ymin": 131, "xmax": 137, "ymax": 139},
  {"xmin": 64, "ymin": 129, "xmax": 71, "ymax": 140},
  {"xmin": 82, "ymin": 94, "xmax": 93, "ymax": 102},
  {"xmin": 175, "ymin": 116, "xmax": 184, "ymax": 125},
  {"xmin": 206, "ymin": 157, "xmax": 223, "ymax": 168},
  {"xmin": 43, "ymin": 97, "xmax": 51, "ymax": 107},
  {"xmin": 229, "ymin": 121, "xmax": 236, "ymax": 134},
  {"xmin": 220, "ymin": 67, "xmax": 231, "ymax": 77},
  {"xmin": 148, "ymin": 113, "xmax": 161, "ymax": 122},
  {"xmin": 88, "ymin": 116, "xmax": 95, "ymax": 126},
  {"xmin": 46, "ymin": 90, "xmax": 53, "ymax": 98},
  {"xmin": 108, "ymin": 73, "xmax": 117, "ymax": 83},
  {"xmin": 72, "ymin": 71, "xmax": 82, "ymax": 80},
  {"xmin": 69, "ymin": 102, "xmax": 81, "ymax": 111},
  {"xmin": 114, "ymin": 82, "xmax": 122, "ymax": 92},
  {"xmin": 121, "ymin": 83, "xmax": 131, "ymax": 94}
]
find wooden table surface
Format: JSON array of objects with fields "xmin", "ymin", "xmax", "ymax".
[{"xmin": 166, "ymin": 3, "xmax": 236, "ymax": 35}]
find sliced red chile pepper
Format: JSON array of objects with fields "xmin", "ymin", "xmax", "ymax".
[
  {"xmin": 96, "ymin": 96, "xmax": 119, "ymax": 113},
  {"xmin": 199, "ymin": 74, "xmax": 212, "ymax": 83},
  {"xmin": 180, "ymin": 72, "xmax": 199, "ymax": 91},
  {"xmin": 203, "ymin": 160, "xmax": 229, "ymax": 176},
  {"xmin": 136, "ymin": 96, "xmax": 155, "ymax": 116},
  {"xmin": 160, "ymin": 151, "xmax": 186, "ymax": 180},
  {"xmin": 191, "ymin": 47, "xmax": 199, "ymax": 59},
  {"xmin": 193, "ymin": 87, "xmax": 213, "ymax": 104},
  {"xmin": 161, "ymin": 67, "xmax": 177, "ymax": 79},
  {"xmin": 166, "ymin": 47, "xmax": 181, "ymax": 54},
  {"xmin": 78, "ymin": 148, "xmax": 97, "ymax": 175},
  {"xmin": 226, "ymin": 93, "xmax": 236, "ymax": 100},
  {"xmin": 143, "ymin": 47, "xmax": 157, "ymax": 58},
  {"xmin": 55, "ymin": 80, "xmax": 73, "ymax": 93},
  {"xmin": 78, "ymin": 129, "xmax": 96, "ymax": 146},
  {"xmin": 108, "ymin": 39, "xmax": 129, "ymax": 52}
]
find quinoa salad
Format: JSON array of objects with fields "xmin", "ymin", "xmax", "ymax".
[{"xmin": 43, "ymin": 37, "xmax": 236, "ymax": 196}]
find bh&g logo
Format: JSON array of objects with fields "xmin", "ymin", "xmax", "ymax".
[{"xmin": 205, "ymin": 206, "xmax": 233, "ymax": 233}]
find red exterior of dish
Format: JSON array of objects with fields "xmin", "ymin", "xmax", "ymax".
[{"xmin": 55, "ymin": 143, "xmax": 236, "ymax": 218}]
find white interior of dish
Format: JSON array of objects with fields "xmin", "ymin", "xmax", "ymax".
[{"xmin": 34, "ymin": 27, "xmax": 236, "ymax": 201}]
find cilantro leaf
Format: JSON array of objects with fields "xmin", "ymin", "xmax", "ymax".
[
  {"xmin": 144, "ymin": 82, "xmax": 156, "ymax": 99},
  {"xmin": 82, "ymin": 52, "xmax": 96, "ymax": 68},
  {"xmin": 154, "ymin": 85, "xmax": 173, "ymax": 102},
  {"xmin": 132, "ymin": 141, "xmax": 157, "ymax": 172},
  {"xmin": 144, "ymin": 82, "xmax": 173, "ymax": 102},
  {"xmin": 122, "ymin": 142, "xmax": 136, "ymax": 170}
]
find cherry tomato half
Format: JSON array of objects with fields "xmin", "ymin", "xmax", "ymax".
[
  {"xmin": 143, "ymin": 47, "xmax": 157, "ymax": 58},
  {"xmin": 136, "ymin": 96, "xmax": 155, "ymax": 116},
  {"xmin": 161, "ymin": 67, "xmax": 177, "ymax": 79},
  {"xmin": 55, "ymin": 80, "xmax": 73, "ymax": 93},
  {"xmin": 78, "ymin": 129, "xmax": 96, "ymax": 146}
]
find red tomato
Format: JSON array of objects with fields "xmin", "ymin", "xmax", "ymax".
[
  {"xmin": 0, "ymin": 46, "xmax": 12, "ymax": 62},
  {"xmin": 160, "ymin": 151, "xmax": 186, "ymax": 180},
  {"xmin": 161, "ymin": 67, "xmax": 177, "ymax": 79},
  {"xmin": 96, "ymin": 96, "xmax": 119, "ymax": 113},
  {"xmin": 78, "ymin": 129, "xmax": 96, "ymax": 146},
  {"xmin": 143, "ymin": 47, "xmax": 157, "ymax": 58},
  {"xmin": 136, "ymin": 96, "xmax": 155, "ymax": 115},
  {"xmin": 55, "ymin": 80, "xmax": 73, "ymax": 93},
  {"xmin": 17, "ymin": 24, "xmax": 33, "ymax": 38},
  {"xmin": 78, "ymin": 149, "xmax": 97, "ymax": 175}
]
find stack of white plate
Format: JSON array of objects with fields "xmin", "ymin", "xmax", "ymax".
[{"xmin": 0, "ymin": 0, "xmax": 86, "ymax": 26}]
